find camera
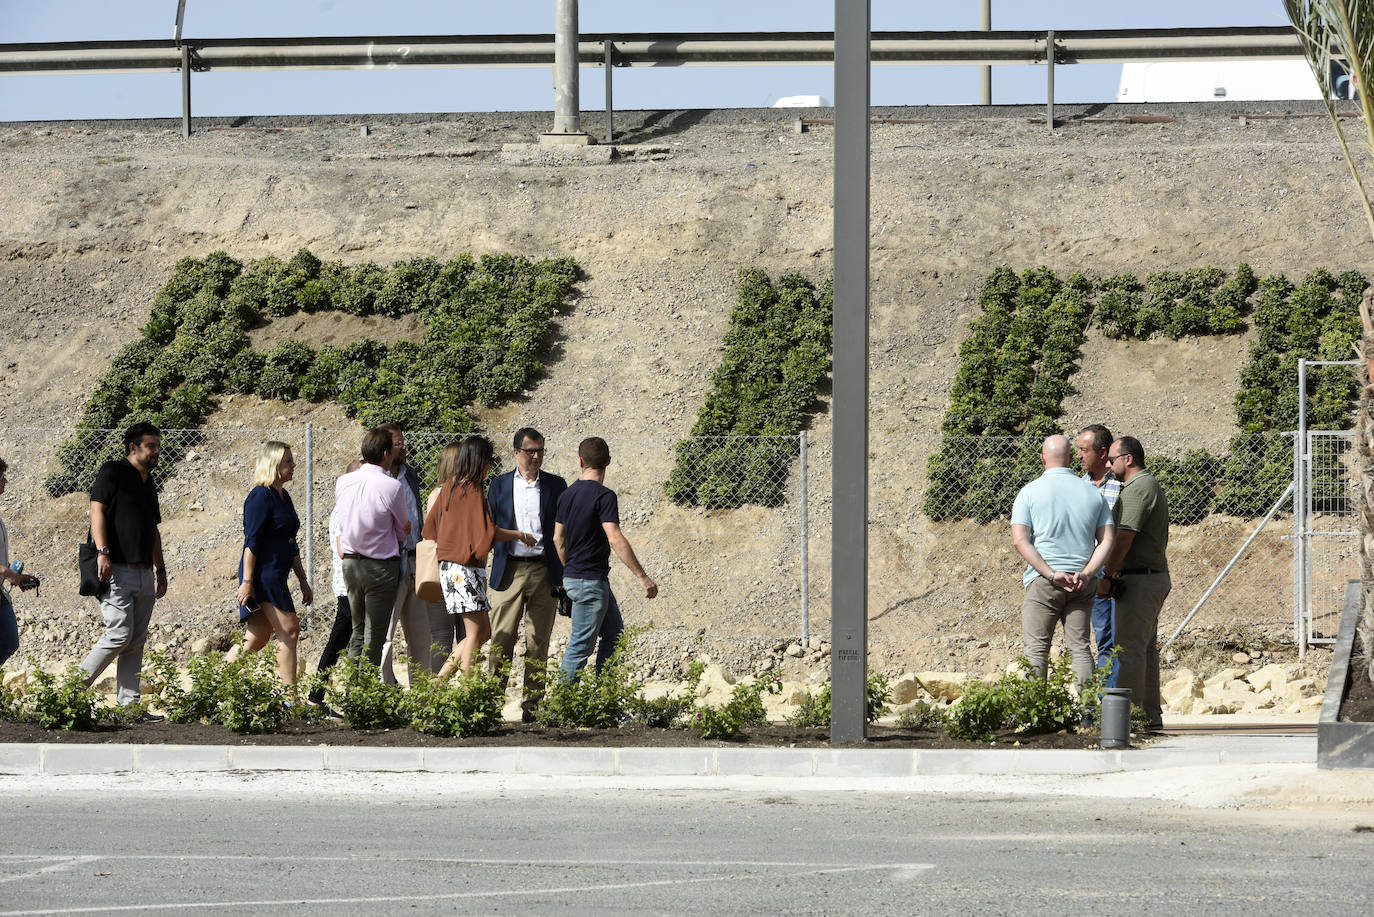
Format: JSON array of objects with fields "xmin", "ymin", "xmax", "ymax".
[{"xmin": 8, "ymin": 560, "xmax": 40, "ymax": 595}]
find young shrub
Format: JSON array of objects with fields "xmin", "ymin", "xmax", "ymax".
[
  {"xmin": 691, "ymin": 673, "xmax": 780, "ymax": 740},
  {"xmin": 997, "ymin": 656, "xmax": 1083, "ymax": 735},
  {"xmin": 404, "ymin": 658, "xmax": 506, "ymax": 738},
  {"xmin": 944, "ymin": 678, "xmax": 1011, "ymax": 742},
  {"xmin": 628, "ymin": 661, "xmax": 702, "ymax": 729},
  {"xmin": 786, "ymin": 681, "xmax": 831, "ymax": 728},
  {"xmin": 217, "ymin": 649, "xmax": 290, "ymax": 735},
  {"xmin": 536, "ymin": 641, "xmax": 642, "ymax": 729},
  {"xmin": 895, "ymin": 701, "xmax": 947, "ymax": 731},
  {"xmin": 327, "ymin": 656, "xmax": 409, "ymax": 730},
  {"xmin": 0, "ymin": 680, "xmax": 22, "ymax": 721},
  {"xmin": 24, "ymin": 663, "xmax": 107, "ymax": 731}
]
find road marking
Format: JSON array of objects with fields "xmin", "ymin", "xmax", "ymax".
[{"xmin": 0, "ymin": 857, "xmax": 936, "ymax": 914}]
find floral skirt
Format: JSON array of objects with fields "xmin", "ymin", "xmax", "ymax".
[{"xmin": 438, "ymin": 560, "xmax": 491, "ymax": 616}]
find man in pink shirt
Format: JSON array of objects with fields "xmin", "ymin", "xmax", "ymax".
[{"xmin": 336, "ymin": 427, "xmax": 411, "ymax": 665}]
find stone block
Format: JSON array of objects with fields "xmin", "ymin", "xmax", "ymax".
[
  {"xmin": 914, "ymin": 672, "xmax": 967, "ymax": 702},
  {"xmin": 1161, "ymin": 673, "xmax": 1203, "ymax": 708},
  {"xmin": 1283, "ymin": 678, "xmax": 1319, "ymax": 704},
  {"xmin": 695, "ymin": 664, "xmax": 736, "ymax": 706},
  {"xmin": 1245, "ymin": 663, "xmax": 1290, "ymax": 693},
  {"xmin": 1204, "ymin": 667, "xmax": 1248, "ymax": 687},
  {"xmin": 889, "ymin": 675, "xmax": 921, "ymax": 706}
]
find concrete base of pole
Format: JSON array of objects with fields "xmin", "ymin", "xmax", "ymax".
[{"xmin": 539, "ymin": 131, "xmax": 592, "ymax": 146}]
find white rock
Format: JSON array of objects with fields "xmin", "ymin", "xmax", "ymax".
[
  {"xmin": 1282, "ymin": 678, "xmax": 1319, "ymax": 704},
  {"xmin": 695, "ymin": 664, "xmax": 735, "ymax": 706},
  {"xmin": 1245, "ymin": 663, "xmax": 1291, "ymax": 693},
  {"xmin": 190, "ymin": 638, "xmax": 212, "ymax": 656},
  {"xmin": 1161, "ymin": 673, "xmax": 1203, "ymax": 708},
  {"xmin": 1204, "ymin": 667, "xmax": 1248, "ymax": 687},
  {"xmin": 785, "ymin": 642, "xmax": 804, "ymax": 658},
  {"xmin": 914, "ymin": 671, "xmax": 967, "ymax": 702},
  {"xmin": 889, "ymin": 674, "xmax": 921, "ymax": 706}
]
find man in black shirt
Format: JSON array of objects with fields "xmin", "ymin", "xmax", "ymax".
[
  {"xmin": 553, "ymin": 437, "xmax": 657, "ymax": 681},
  {"xmin": 79, "ymin": 422, "xmax": 168, "ymax": 717}
]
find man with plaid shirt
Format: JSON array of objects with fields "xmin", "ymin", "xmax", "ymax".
[{"xmin": 1076, "ymin": 424, "xmax": 1122, "ymax": 686}]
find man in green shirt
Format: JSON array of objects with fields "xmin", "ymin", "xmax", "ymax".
[{"xmin": 1102, "ymin": 435, "xmax": 1170, "ymax": 731}]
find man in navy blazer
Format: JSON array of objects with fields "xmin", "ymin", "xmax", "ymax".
[{"xmin": 487, "ymin": 427, "xmax": 568, "ymax": 721}]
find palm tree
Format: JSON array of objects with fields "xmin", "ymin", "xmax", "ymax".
[{"xmin": 1285, "ymin": 1, "xmax": 1374, "ymax": 681}]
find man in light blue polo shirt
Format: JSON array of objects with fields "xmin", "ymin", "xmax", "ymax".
[{"xmin": 1010, "ymin": 434, "xmax": 1115, "ymax": 685}]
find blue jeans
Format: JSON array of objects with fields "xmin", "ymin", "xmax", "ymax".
[
  {"xmin": 1092, "ymin": 596, "xmax": 1119, "ymax": 687},
  {"xmin": 559, "ymin": 577, "xmax": 623, "ymax": 681},
  {"xmin": 0, "ymin": 590, "xmax": 18, "ymax": 667}
]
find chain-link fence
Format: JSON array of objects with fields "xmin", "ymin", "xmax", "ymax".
[
  {"xmin": 0, "ymin": 427, "xmax": 813, "ymax": 666},
  {"xmin": 0, "ymin": 422, "xmax": 1351, "ymax": 670}
]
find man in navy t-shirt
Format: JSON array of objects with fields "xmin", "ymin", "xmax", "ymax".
[{"xmin": 553, "ymin": 437, "xmax": 657, "ymax": 680}]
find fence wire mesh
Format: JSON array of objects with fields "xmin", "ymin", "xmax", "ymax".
[{"xmin": 0, "ymin": 423, "xmax": 1355, "ymax": 668}]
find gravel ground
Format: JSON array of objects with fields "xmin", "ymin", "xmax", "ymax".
[{"xmin": 0, "ymin": 101, "xmax": 1368, "ymax": 684}]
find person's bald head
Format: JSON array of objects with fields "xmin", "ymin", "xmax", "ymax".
[{"xmin": 1041, "ymin": 434, "xmax": 1072, "ymax": 468}]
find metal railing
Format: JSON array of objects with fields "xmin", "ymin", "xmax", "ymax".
[{"xmin": 0, "ymin": 26, "xmax": 1314, "ymax": 137}]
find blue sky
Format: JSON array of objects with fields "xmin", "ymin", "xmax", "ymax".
[{"xmin": 0, "ymin": 2, "xmax": 1291, "ymax": 121}]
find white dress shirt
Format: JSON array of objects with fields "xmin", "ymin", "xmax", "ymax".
[{"xmin": 511, "ymin": 471, "xmax": 543, "ymax": 557}]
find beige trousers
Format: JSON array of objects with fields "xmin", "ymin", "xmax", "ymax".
[
  {"xmin": 487, "ymin": 559, "xmax": 558, "ymax": 715},
  {"xmin": 1020, "ymin": 575, "xmax": 1096, "ymax": 686}
]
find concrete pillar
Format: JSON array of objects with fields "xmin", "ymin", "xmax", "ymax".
[{"xmin": 544, "ymin": 0, "xmax": 591, "ymax": 144}]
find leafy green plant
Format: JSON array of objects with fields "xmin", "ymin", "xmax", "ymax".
[
  {"xmin": 690, "ymin": 673, "xmax": 780, "ymax": 740},
  {"xmin": 404, "ymin": 657, "xmax": 506, "ymax": 738},
  {"xmin": 327, "ymin": 656, "xmax": 409, "ymax": 730},
  {"xmin": 666, "ymin": 269, "xmax": 832, "ymax": 508},
  {"xmin": 49, "ymin": 249, "xmax": 581, "ymax": 497},
  {"xmin": 0, "ymin": 680, "xmax": 23, "ymax": 721},
  {"xmin": 628, "ymin": 661, "xmax": 702, "ymax": 729},
  {"xmin": 24, "ymin": 663, "xmax": 107, "ymax": 731},
  {"xmin": 944, "ymin": 678, "xmax": 1011, "ymax": 742},
  {"xmin": 217, "ymin": 649, "xmax": 291, "ymax": 734},
  {"xmin": 895, "ymin": 700, "xmax": 947, "ymax": 731}
]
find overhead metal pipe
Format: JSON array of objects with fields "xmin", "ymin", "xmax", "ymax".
[{"xmin": 0, "ymin": 27, "xmax": 1308, "ymax": 75}]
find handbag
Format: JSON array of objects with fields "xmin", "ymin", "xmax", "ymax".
[
  {"xmin": 415, "ymin": 484, "xmax": 447, "ymax": 602},
  {"xmin": 78, "ymin": 536, "xmax": 107, "ymax": 597},
  {"xmin": 415, "ymin": 538, "xmax": 441, "ymax": 601}
]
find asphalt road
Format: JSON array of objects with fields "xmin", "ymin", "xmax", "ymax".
[{"xmin": 1, "ymin": 773, "xmax": 1370, "ymax": 916}]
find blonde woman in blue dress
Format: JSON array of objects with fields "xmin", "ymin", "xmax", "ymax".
[{"xmin": 231, "ymin": 441, "xmax": 314, "ymax": 686}]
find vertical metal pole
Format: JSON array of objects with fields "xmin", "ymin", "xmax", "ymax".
[
  {"xmin": 604, "ymin": 40, "xmax": 614, "ymax": 143},
  {"xmin": 831, "ymin": 0, "xmax": 871, "ymax": 745},
  {"xmin": 304, "ymin": 422, "xmax": 315, "ymax": 630},
  {"xmin": 1296, "ymin": 358, "xmax": 1308, "ymax": 657},
  {"xmin": 799, "ymin": 431, "xmax": 809, "ymax": 647},
  {"xmin": 979, "ymin": 0, "xmax": 991, "ymax": 105},
  {"xmin": 180, "ymin": 44, "xmax": 192, "ymax": 139},
  {"xmin": 553, "ymin": 0, "xmax": 582, "ymax": 135},
  {"xmin": 1045, "ymin": 30, "xmax": 1055, "ymax": 130},
  {"xmin": 1292, "ymin": 432, "xmax": 1304, "ymax": 655}
]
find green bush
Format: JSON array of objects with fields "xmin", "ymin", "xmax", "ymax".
[
  {"xmin": 327, "ymin": 656, "xmax": 409, "ymax": 730},
  {"xmin": 217, "ymin": 650, "xmax": 291, "ymax": 734},
  {"xmin": 691, "ymin": 673, "xmax": 780, "ymax": 740},
  {"xmin": 944, "ymin": 679, "xmax": 1010, "ymax": 742},
  {"xmin": 536, "ymin": 629, "xmax": 642, "ymax": 728},
  {"xmin": 51, "ymin": 249, "xmax": 581, "ymax": 497},
  {"xmin": 784, "ymin": 671, "xmax": 890, "ymax": 728},
  {"xmin": 143, "ymin": 650, "xmax": 226, "ymax": 724},
  {"xmin": 944, "ymin": 655, "xmax": 1108, "ymax": 742},
  {"xmin": 666, "ymin": 269, "xmax": 831, "ymax": 509},
  {"xmin": 404, "ymin": 658, "xmax": 506, "ymax": 737},
  {"xmin": 25, "ymin": 663, "xmax": 107, "ymax": 731},
  {"xmin": 895, "ymin": 701, "xmax": 947, "ymax": 731}
]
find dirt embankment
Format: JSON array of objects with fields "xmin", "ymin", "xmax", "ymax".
[{"xmin": 0, "ymin": 103, "xmax": 1367, "ymax": 683}]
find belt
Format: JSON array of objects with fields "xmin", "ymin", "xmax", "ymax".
[
  {"xmin": 509, "ymin": 554, "xmax": 544, "ymax": 562},
  {"xmin": 1119, "ymin": 567, "xmax": 1166, "ymax": 576},
  {"xmin": 342, "ymin": 552, "xmax": 396, "ymax": 562}
]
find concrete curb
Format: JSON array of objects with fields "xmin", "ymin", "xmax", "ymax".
[{"xmin": 0, "ymin": 735, "xmax": 1316, "ymax": 777}]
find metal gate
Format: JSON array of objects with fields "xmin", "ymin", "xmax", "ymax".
[
  {"xmin": 1295, "ymin": 357, "xmax": 1364, "ymax": 653},
  {"xmin": 1298, "ymin": 429, "xmax": 1360, "ymax": 648}
]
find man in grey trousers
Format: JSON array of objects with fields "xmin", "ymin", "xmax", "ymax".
[
  {"xmin": 80, "ymin": 422, "xmax": 168, "ymax": 720},
  {"xmin": 1010, "ymin": 434, "xmax": 1115, "ymax": 686}
]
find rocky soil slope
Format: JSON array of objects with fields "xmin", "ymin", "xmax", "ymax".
[{"xmin": 0, "ymin": 103, "xmax": 1365, "ymax": 693}]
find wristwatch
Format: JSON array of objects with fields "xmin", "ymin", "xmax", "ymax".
[{"xmin": 97, "ymin": 546, "xmax": 110, "ymax": 556}]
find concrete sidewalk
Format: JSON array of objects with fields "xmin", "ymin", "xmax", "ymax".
[{"xmin": 0, "ymin": 734, "xmax": 1318, "ymax": 778}]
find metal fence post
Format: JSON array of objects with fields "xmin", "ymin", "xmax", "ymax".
[
  {"xmin": 304, "ymin": 422, "xmax": 315, "ymax": 628},
  {"xmin": 1296, "ymin": 359, "xmax": 1307, "ymax": 658},
  {"xmin": 1045, "ymin": 29, "xmax": 1055, "ymax": 130},
  {"xmin": 799, "ymin": 430, "xmax": 809, "ymax": 647},
  {"xmin": 604, "ymin": 39, "xmax": 615, "ymax": 143}
]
